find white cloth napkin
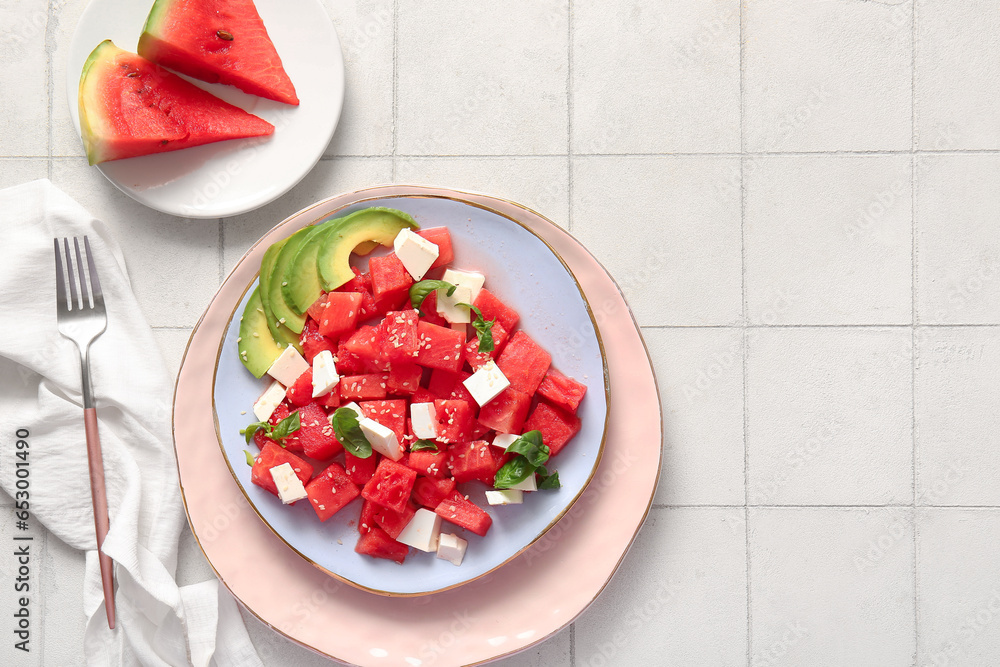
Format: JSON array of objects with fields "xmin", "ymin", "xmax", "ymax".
[{"xmin": 0, "ymin": 180, "xmax": 263, "ymax": 667}]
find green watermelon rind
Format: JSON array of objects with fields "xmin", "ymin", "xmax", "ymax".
[
  {"xmin": 78, "ymin": 40, "xmax": 116, "ymax": 166},
  {"xmin": 140, "ymin": 0, "xmax": 172, "ymax": 39}
]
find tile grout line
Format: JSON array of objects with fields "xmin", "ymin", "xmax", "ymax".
[
  {"xmin": 39, "ymin": 148, "xmax": 1000, "ymax": 161},
  {"xmin": 40, "ymin": 2, "xmax": 56, "ymax": 659},
  {"xmin": 739, "ymin": 1, "xmax": 752, "ymax": 664},
  {"xmin": 218, "ymin": 220, "xmax": 225, "ymax": 284},
  {"xmin": 45, "ymin": 0, "xmax": 54, "ymax": 181},
  {"xmin": 390, "ymin": 0, "xmax": 399, "ymax": 182},
  {"xmin": 910, "ymin": 0, "xmax": 920, "ymax": 657},
  {"xmin": 567, "ymin": 5, "xmax": 575, "ymax": 664},
  {"xmin": 566, "ymin": 0, "xmax": 574, "ymax": 236}
]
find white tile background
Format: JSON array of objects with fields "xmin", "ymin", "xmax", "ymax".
[{"xmin": 1, "ymin": 0, "xmax": 998, "ymax": 665}]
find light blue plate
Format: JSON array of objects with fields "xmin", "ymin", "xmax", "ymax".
[{"xmin": 213, "ymin": 195, "xmax": 608, "ymax": 595}]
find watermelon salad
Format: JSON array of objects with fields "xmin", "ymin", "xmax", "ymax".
[{"xmin": 237, "ymin": 209, "xmax": 588, "ymax": 566}]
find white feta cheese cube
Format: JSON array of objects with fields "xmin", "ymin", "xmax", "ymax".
[
  {"xmin": 269, "ymin": 462, "xmax": 308, "ymax": 504},
  {"xmin": 507, "ymin": 474, "xmax": 538, "ymax": 492},
  {"xmin": 410, "ymin": 402, "xmax": 438, "ymax": 440},
  {"xmin": 485, "ymin": 489, "xmax": 524, "ymax": 505},
  {"xmin": 491, "ymin": 433, "xmax": 518, "ymax": 450},
  {"xmin": 266, "ymin": 345, "xmax": 310, "ymax": 387},
  {"xmin": 359, "ymin": 417, "xmax": 403, "ymax": 460},
  {"xmin": 338, "ymin": 402, "xmax": 363, "ymax": 419},
  {"xmin": 393, "ymin": 228, "xmax": 439, "ymax": 281},
  {"xmin": 463, "ymin": 360, "xmax": 510, "ymax": 407},
  {"xmin": 312, "ymin": 349, "xmax": 340, "ymax": 397},
  {"xmin": 397, "ymin": 508, "xmax": 442, "ymax": 552},
  {"xmin": 436, "ymin": 532, "xmax": 468, "ymax": 566},
  {"xmin": 450, "ymin": 322, "xmax": 468, "ymax": 339},
  {"xmin": 252, "ymin": 381, "xmax": 286, "ymax": 422},
  {"xmin": 442, "ymin": 269, "xmax": 485, "ymax": 302},
  {"xmin": 436, "ymin": 284, "xmax": 473, "ymax": 323}
]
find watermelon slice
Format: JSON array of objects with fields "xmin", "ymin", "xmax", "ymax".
[
  {"xmin": 78, "ymin": 41, "xmax": 274, "ymax": 165},
  {"xmin": 138, "ymin": 0, "xmax": 299, "ymax": 105}
]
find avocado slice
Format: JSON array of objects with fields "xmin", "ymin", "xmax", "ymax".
[
  {"xmin": 316, "ymin": 207, "xmax": 418, "ymax": 292},
  {"xmin": 258, "ymin": 240, "xmax": 303, "ymax": 351},
  {"xmin": 238, "ymin": 286, "xmax": 285, "ymax": 378},
  {"xmin": 281, "ymin": 219, "xmax": 338, "ymax": 315},
  {"xmin": 266, "ymin": 227, "xmax": 311, "ymax": 334}
]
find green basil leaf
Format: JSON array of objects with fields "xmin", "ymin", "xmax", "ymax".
[
  {"xmin": 244, "ymin": 450, "xmax": 256, "ymax": 467},
  {"xmin": 538, "ymin": 470, "xmax": 561, "ymax": 489},
  {"xmin": 504, "ymin": 430, "xmax": 549, "ymax": 467},
  {"xmin": 493, "ymin": 455, "xmax": 534, "ymax": 489},
  {"xmin": 459, "ymin": 303, "xmax": 496, "ymax": 353},
  {"xmin": 410, "ymin": 439, "xmax": 439, "ymax": 452},
  {"xmin": 240, "ymin": 421, "xmax": 268, "ymax": 445},
  {"xmin": 331, "ymin": 407, "xmax": 373, "ymax": 458},
  {"xmin": 409, "ymin": 280, "xmax": 457, "ymax": 314},
  {"xmin": 271, "ymin": 411, "xmax": 301, "ymax": 441}
]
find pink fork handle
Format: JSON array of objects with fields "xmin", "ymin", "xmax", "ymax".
[{"xmin": 84, "ymin": 408, "xmax": 116, "ymax": 629}]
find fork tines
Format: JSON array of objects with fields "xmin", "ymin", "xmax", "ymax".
[{"xmin": 54, "ymin": 236, "xmax": 103, "ymax": 312}]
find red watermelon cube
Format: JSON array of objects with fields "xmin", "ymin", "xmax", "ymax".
[
  {"xmin": 415, "ymin": 322, "xmax": 465, "ymax": 372},
  {"xmin": 496, "ymin": 331, "xmax": 551, "ymax": 395},
  {"xmin": 377, "ymin": 309, "xmax": 420, "ymax": 363},
  {"xmin": 299, "ymin": 318, "xmax": 338, "ymax": 364},
  {"xmin": 250, "ymin": 443, "xmax": 312, "ymax": 497},
  {"xmin": 413, "ymin": 477, "xmax": 456, "ymax": 509},
  {"xmin": 417, "ymin": 291, "xmax": 449, "ymax": 326},
  {"xmin": 387, "ymin": 362, "xmax": 422, "ymax": 395},
  {"xmin": 412, "ymin": 387, "xmax": 437, "ymax": 404},
  {"xmin": 341, "ymin": 325, "xmax": 389, "ymax": 372},
  {"xmin": 305, "ymin": 463, "xmax": 359, "ymax": 521},
  {"xmin": 340, "ymin": 374, "xmax": 389, "ymax": 401},
  {"xmin": 335, "ymin": 267, "xmax": 379, "ymax": 321},
  {"xmin": 524, "ymin": 401, "xmax": 582, "ymax": 457},
  {"xmin": 406, "ymin": 448, "xmax": 449, "ymax": 479},
  {"xmin": 317, "ymin": 291, "xmax": 363, "ymax": 339},
  {"xmin": 372, "ymin": 502, "xmax": 417, "ymax": 539},
  {"xmin": 536, "ymin": 368, "xmax": 588, "ymax": 414},
  {"xmin": 476, "ymin": 387, "xmax": 531, "ymax": 435},
  {"xmin": 448, "ymin": 440, "xmax": 496, "ymax": 484},
  {"xmin": 284, "ymin": 402, "xmax": 342, "ymax": 460},
  {"xmin": 361, "ymin": 458, "xmax": 418, "ymax": 513},
  {"xmin": 434, "ymin": 490, "xmax": 492, "ymax": 537},
  {"xmin": 355, "ymin": 526, "xmax": 408, "ymax": 563},
  {"xmin": 335, "ymin": 340, "xmax": 367, "ymax": 375},
  {"xmin": 434, "ymin": 399, "xmax": 475, "ymax": 443},
  {"xmin": 359, "ymin": 399, "xmax": 408, "ymax": 444},
  {"xmin": 253, "ymin": 403, "xmax": 303, "ymax": 452},
  {"xmin": 428, "ymin": 369, "xmax": 475, "ymax": 404},
  {"xmin": 462, "ymin": 320, "xmax": 509, "ymax": 371},
  {"xmin": 345, "ymin": 451, "xmax": 379, "ymax": 485},
  {"xmin": 473, "ymin": 288, "xmax": 520, "ymax": 332},
  {"xmin": 358, "ymin": 498, "xmax": 378, "ymax": 534},
  {"xmin": 369, "ymin": 253, "xmax": 413, "ymax": 313},
  {"xmin": 417, "ymin": 227, "xmax": 454, "ymax": 269},
  {"xmin": 285, "ymin": 368, "xmax": 314, "ymax": 407}
]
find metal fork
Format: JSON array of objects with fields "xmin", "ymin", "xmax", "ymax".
[{"xmin": 54, "ymin": 236, "xmax": 116, "ymax": 630}]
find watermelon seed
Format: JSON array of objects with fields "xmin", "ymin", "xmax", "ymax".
[
  {"xmin": 126, "ymin": 71, "xmax": 138, "ymax": 78},
  {"xmin": 217, "ymin": 30, "xmax": 235, "ymax": 41}
]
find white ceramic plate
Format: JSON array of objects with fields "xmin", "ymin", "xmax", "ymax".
[
  {"xmin": 212, "ymin": 194, "xmax": 609, "ymax": 596},
  {"xmin": 66, "ymin": 0, "xmax": 343, "ymax": 219}
]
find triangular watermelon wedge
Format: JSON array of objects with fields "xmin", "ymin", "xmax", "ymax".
[
  {"xmin": 137, "ymin": 0, "xmax": 299, "ymax": 106},
  {"xmin": 78, "ymin": 41, "xmax": 274, "ymax": 165}
]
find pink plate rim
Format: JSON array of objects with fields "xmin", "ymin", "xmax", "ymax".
[{"xmin": 172, "ymin": 184, "xmax": 663, "ymax": 666}]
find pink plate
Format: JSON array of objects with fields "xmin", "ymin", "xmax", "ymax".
[{"xmin": 173, "ymin": 185, "xmax": 663, "ymax": 666}]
